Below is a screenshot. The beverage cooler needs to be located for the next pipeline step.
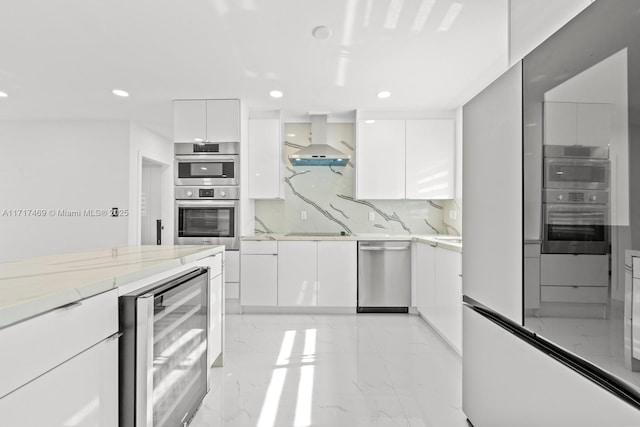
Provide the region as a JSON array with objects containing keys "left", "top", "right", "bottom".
[{"left": 119, "top": 267, "right": 209, "bottom": 427}]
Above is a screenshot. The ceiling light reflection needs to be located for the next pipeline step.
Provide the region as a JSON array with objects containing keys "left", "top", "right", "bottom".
[
  {"left": 341, "top": 0, "right": 358, "bottom": 46},
  {"left": 384, "top": 0, "right": 405, "bottom": 30},
  {"left": 437, "top": 2, "right": 463, "bottom": 32},
  {"left": 411, "top": 0, "right": 435, "bottom": 32},
  {"left": 336, "top": 56, "right": 349, "bottom": 87}
]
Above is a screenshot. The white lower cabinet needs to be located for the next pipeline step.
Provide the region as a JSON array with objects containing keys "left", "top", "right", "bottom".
[
  {"left": 415, "top": 243, "right": 462, "bottom": 354},
  {"left": 0, "top": 336, "right": 118, "bottom": 426},
  {"left": 241, "top": 240, "right": 357, "bottom": 308},
  {"left": 278, "top": 241, "right": 318, "bottom": 306},
  {"left": 318, "top": 241, "right": 357, "bottom": 306},
  {"left": 415, "top": 242, "right": 436, "bottom": 317}
]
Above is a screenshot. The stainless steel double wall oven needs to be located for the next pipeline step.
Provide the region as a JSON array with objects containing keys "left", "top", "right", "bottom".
[
  {"left": 541, "top": 145, "right": 610, "bottom": 254},
  {"left": 174, "top": 142, "right": 239, "bottom": 249}
]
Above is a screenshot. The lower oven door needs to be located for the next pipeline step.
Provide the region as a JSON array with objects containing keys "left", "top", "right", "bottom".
[
  {"left": 542, "top": 203, "right": 609, "bottom": 254},
  {"left": 175, "top": 200, "right": 239, "bottom": 249}
]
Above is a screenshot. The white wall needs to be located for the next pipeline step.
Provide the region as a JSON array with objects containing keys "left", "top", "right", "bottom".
[
  {"left": 128, "top": 122, "right": 173, "bottom": 245},
  {"left": 0, "top": 121, "right": 130, "bottom": 261},
  {"left": 509, "top": 0, "right": 595, "bottom": 65}
]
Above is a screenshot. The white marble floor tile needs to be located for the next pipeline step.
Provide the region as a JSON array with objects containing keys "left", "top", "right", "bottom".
[{"left": 190, "top": 313, "right": 467, "bottom": 427}]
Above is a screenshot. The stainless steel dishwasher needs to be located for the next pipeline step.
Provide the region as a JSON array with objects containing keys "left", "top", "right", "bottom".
[{"left": 358, "top": 241, "right": 411, "bottom": 313}]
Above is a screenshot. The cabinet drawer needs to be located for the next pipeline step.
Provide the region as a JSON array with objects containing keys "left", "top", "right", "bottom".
[
  {"left": 225, "top": 250, "right": 240, "bottom": 282},
  {"left": 540, "top": 254, "right": 608, "bottom": 286},
  {"left": 540, "top": 286, "right": 608, "bottom": 303},
  {"left": 0, "top": 289, "right": 118, "bottom": 399},
  {"left": 242, "top": 240, "right": 278, "bottom": 254}
]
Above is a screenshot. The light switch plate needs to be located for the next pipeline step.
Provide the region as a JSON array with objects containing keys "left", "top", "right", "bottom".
[
  {"left": 301, "top": 210, "right": 307, "bottom": 220},
  {"left": 368, "top": 212, "right": 375, "bottom": 221}
]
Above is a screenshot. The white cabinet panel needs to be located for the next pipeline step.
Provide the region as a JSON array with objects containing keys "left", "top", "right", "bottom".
[
  {"left": 278, "top": 241, "right": 318, "bottom": 306},
  {"left": 434, "top": 247, "right": 462, "bottom": 354},
  {"left": 540, "top": 285, "right": 607, "bottom": 303},
  {"left": 241, "top": 254, "right": 278, "bottom": 306},
  {"left": 0, "top": 289, "right": 117, "bottom": 399},
  {"left": 173, "top": 100, "right": 207, "bottom": 143},
  {"left": 206, "top": 99, "right": 240, "bottom": 142},
  {"left": 356, "top": 119, "right": 406, "bottom": 199},
  {"left": 209, "top": 273, "right": 223, "bottom": 365},
  {"left": 317, "top": 241, "right": 357, "bottom": 306},
  {"left": 225, "top": 250, "right": 240, "bottom": 282},
  {"left": 577, "top": 103, "right": 611, "bottom": 146},
  {"left": 242, "top": 240, "right": 278, "bottom": 254},
  {"left": 406, "top": 119, "right": 455, "bottom": 200},
  {"left": 540, "top": 254, "right": 608, "bottom": 286},
  {"left": 524, "top": 257, "right": 541, "bottom": 309},
  {"left": 249, "top": 118, "right": 283, "bottom": 199},
  {"left": 415, "top": 242, "right": 436, "bottom": 317},
  {"left": 463, "top": 62, "right": 523, "bottom": 323},
  {"left": 544, "top": 102, "right": 577, "bottom": 145},
  {"left": 0, "top": 337, "right": 118, "bottom": 427}
]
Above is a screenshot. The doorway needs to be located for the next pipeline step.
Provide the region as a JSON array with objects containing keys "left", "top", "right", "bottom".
[{"left": 141, "top": 158, "right": 165, "bottom": 245}]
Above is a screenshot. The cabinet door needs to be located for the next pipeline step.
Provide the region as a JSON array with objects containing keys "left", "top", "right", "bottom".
[
  {"left": 225, "top": 250, "right": 240, "bottom": 299},
  {"left": 356, "top": 119, "right": 406, "bottom": 199},
  {"left": 249, "top": 118, "right": 283, "bottom": 199},
  {"left": 577, "top": 103, "right": 610, "bottom": 146},
  {"left": 435, "top": 248, "right": 462, "bottom": 354},
  {"left": 206, "top": 99, "right": 240, "bottom": 142},
  {"left": 0, "top": 337, "right": 118, "bottom": 426},
  {"left": 241, "top": 254, "right": 278, "bottom": 306},
  {"left": 278, "top": 241, "right": 318, "bottom": 306},
  {"left": 415, "top": 242, "right": 436, "bottom": 318},
  {"left": 174, "top": 100, "right": 207, "bottom": 143},
  {"left": 543, "top": 102, "right": 576, "bottom": 146},
  {"left": 406, "top": 119, "right": 455, "bottom": 200},
  {"left": 524, "top": 257, "right": 541, "bottom": 310},
  {"left": 317, "top": 241, "right": 357, "bottom": 306}
]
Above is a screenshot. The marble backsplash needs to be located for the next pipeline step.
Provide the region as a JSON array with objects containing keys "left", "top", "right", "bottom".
[{"left": 254, "top": 123, "right": 461, "bottom": 236}]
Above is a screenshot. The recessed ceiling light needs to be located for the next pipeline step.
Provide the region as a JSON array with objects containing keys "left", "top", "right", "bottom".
[
  {"left": 365, "top": 120, "right": 376, "bottom": 124},
  {"left": 287, "top": 133, "right": 296, "bottom": 137},
  {"left": 377, "top": 91, "right": 391, "bottom": 99},
  {"left": 269, "top": 90, "right": 283, "bottom": 98},
  {"left": 312, "top": 25, "right": 332, "bottom": 40},
  {"left": 112, "top": 89, "right": 129, "bottom": 97},
  {"left": 0, "top": 91, "right": 7, "bottom": 98}
]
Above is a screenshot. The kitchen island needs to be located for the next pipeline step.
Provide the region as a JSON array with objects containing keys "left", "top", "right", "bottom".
[{"left": 0, "top": 245, "right": 224, "bottom": 427}]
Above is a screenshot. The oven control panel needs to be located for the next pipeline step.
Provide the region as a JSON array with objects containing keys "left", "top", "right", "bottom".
[{"left": 175, "top": 186, "right": 239, "bottom": 200}]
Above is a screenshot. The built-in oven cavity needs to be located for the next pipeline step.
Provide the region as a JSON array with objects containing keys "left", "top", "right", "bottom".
[
  {"left": 178, "top": 206, "right": 235, "bottom": 238},
  {"left": 174, "top": 142, "right": 239, "bottom": 186}
]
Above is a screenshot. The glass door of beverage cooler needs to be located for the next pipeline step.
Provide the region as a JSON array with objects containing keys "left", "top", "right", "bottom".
[{"left": 119, "top": 267, "right": 209, "bottom": 427}]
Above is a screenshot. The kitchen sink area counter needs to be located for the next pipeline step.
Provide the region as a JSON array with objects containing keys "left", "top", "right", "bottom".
[{"left": 0, "top": 245, "right": 224, "bottom": 328}]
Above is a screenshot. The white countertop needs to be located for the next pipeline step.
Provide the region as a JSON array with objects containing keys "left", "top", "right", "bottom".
[
  {"left": 0, "top": 245, "right": 224, "bottom": 329},
  {"left": 242, "top": 233, "right": 462, "bottom": 252}
]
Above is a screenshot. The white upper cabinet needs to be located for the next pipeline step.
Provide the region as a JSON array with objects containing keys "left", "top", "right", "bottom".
[
  {"left": 248, "top": 118, "right": 284, "bottom": 199},
  {"left": 356, "top": 119, "right": 406, "bottom": 199},
  {"left": 173, "top": 99, "right": 240, "bottom": 143},
  {"left": 406, "top": 119, "right": 455, "bottom": 200},
  {"left": 544, "top": 101, "right": 610, "bottom": 146},
  {"left": 206, "top": 99, "right": 240, "bottom": 142},
  {"left": 356, "top": 118, "right": 455, "bottom": 200},
  {"left": 174, "top": 100, "right": 207, "bottom": 143}
]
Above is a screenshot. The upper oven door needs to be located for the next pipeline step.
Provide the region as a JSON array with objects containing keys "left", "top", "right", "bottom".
[
  {"left": 175, "top": 155, "right": 239, "bottom": 186},
  {"left": 544, "top": 158, "right": 610, "bottom": 190}
]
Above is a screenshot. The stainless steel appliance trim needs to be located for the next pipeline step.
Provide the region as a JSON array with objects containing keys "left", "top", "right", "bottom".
[
  {"left": 174, "top": 186, "right": 239, "bottom": 200},
  {"left": 135, "top": 294, "right": 154, "bottom": 427},
  {"left": 175, "top": 199, "right": 238, "bottom": 209},
  {"left": 543, "top": 144, "right": 609, "bottom": 159},
  {"left": 175, "top": 142, "right": 239, "bottom": 155},
  {"left": 174, "top": 154, "right": 239, "bottom": 162},
  {"left": 360, "top": 246, "right": 410, "bottom": 251}
]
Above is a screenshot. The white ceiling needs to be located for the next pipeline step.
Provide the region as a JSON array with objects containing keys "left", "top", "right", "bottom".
[{"left": 0, "top": 0, "right": 508, "bottom": 133}]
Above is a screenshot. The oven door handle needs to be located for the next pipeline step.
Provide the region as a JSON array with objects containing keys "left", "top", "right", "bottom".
[{"left": 176, "top": 200, "right": 238, "bottom": 208}]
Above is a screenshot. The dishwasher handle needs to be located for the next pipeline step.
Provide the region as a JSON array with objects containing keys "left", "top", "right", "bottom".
[{"left": 360, "top": 246, "right": 410, "bottom": 251}]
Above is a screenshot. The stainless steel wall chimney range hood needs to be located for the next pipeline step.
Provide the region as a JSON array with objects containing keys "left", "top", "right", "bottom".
[{"left": 288, "top": 115, "right": 351, "bottom": 166}]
